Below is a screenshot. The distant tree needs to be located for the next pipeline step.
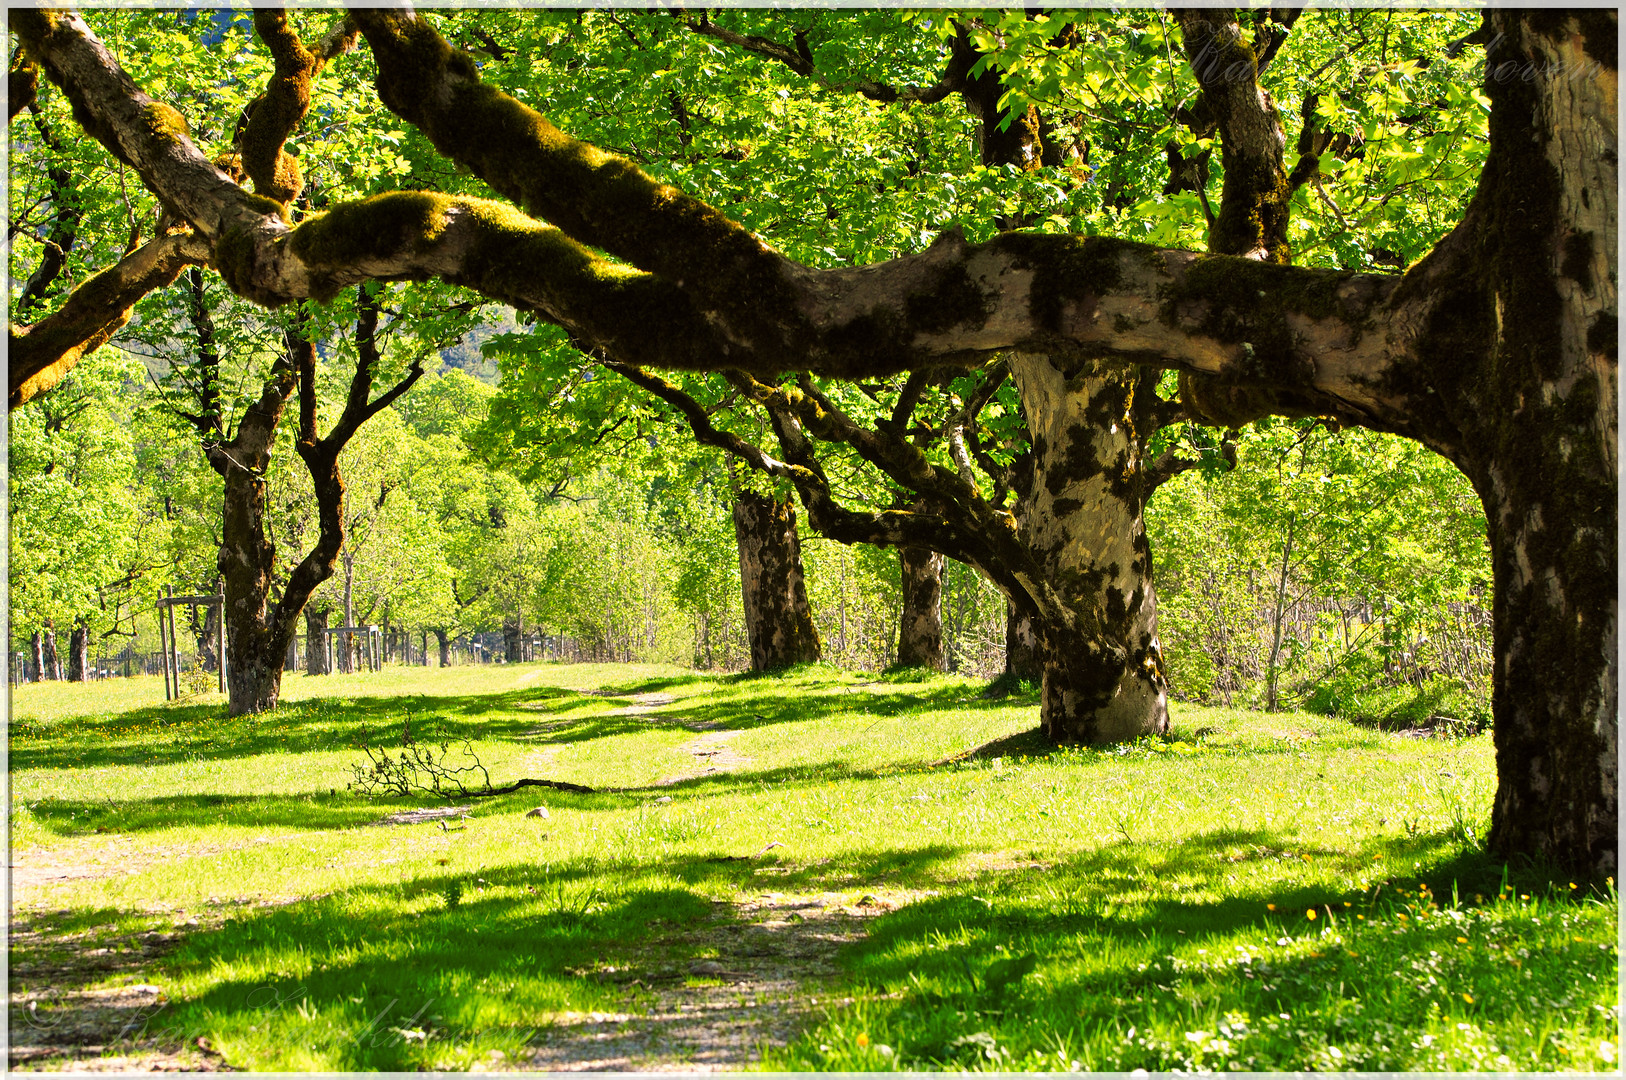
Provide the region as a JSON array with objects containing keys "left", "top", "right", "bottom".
[{"left": 8, "top": 350, "right": 142, "bottom": 680}]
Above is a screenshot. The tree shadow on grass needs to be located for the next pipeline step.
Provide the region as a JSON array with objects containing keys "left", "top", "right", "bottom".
[
  {"left": 11, "top": 670, "right": 1031, "bottom": 773},
  {"left": 814, "top": 831, "right": 1613, "bottom": 1068},
  {"left": 16, "top": 749, "right": 989, "bottom": 838},
  {"left": 14, "top": 825, "right": 1610, "bottom": 1072},
  {"left": 72, "top": 843, "right": 967, "bottom": 1069}
]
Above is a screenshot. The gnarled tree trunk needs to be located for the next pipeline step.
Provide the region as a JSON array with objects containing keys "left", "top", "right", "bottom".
[
  {"left": 219, "top": 457, "right": 292, "bottom": 712},
  {"left": 733, "top": 490, "right": 820, "bottom": 671},
  {"left": 1010, "top": 353, "right": 1169, "bottom": 743},
  {"left": 897, "top": 546, "right": 945, "bottom": 671},
  {"left": 1459, "top": 16, "right": 1617, "bottom": 872},
  {"left": 434, "top": 628, "right": 451, "bottom": 668}
]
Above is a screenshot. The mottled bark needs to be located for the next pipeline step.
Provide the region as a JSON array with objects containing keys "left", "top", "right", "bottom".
[
  {"left": 1173, "top": 9, "right": 1292, "bottom": 263},
  {"left": 1004, "top": 593, "right": 1043, "bottom": 683},
  {"left": 28, "top": 630, "right": 44, "bottom": 683},
  {"left": 434, "top": 628, "right": 452, "bottom": 668},
  {"left": 897, "top": 547, "right": 945, "bottom": 671},
  {"left": 1457, "top": 14, "right": 1617, "bottom": 874},
  {"left": 66, "top": 619, "right": 88, "bottom": 681},
  {"left": 1010, "top": 353, "right": 1170, "bottom": 741},
  {"left": 733, "top": 490, "right": 821, "bottom": 671}
]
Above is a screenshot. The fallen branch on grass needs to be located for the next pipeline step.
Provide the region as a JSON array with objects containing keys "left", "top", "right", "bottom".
[{"left": 346, "top": 736, "right": 597, "bottom": 800}]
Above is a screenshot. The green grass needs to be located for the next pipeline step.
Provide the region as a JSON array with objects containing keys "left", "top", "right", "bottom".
[{"left": 8, "top": 663, "right": 1618, "bottom": 1071}]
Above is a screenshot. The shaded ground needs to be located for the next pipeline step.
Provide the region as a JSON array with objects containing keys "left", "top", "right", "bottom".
[
  {"left": 10, "top": 910, "right": 232, "bottom": 1072},
  {"left": 523, "top": 890, "right": 914, "bottom": 1071},
  {"left": 8, "top": 877, "right": 908, "bottom": 1072}
]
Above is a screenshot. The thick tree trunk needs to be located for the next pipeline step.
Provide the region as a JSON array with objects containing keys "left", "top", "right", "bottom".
[
  {"left": 304, "top": 604, "right": 330, "bottom": 675},
  {"left": 66, "top": 619, "right": 88, "bottom": 681},
  {"left": 434, "top": 628, "right": 451, "bottom": 668},
  {"left": 504, "top": 614, "right": 523, "bottom": 662},
  {"left": 1459, "top": 15, "right": 1617, "bottom": 875},
  {"left": 1010, "top": 353, "right": 1170, "bottom": 743},
  {"left": 897, "top": 547, "right": 945, "bottom": 671},
  {"left": 29, "top": 630, "right": 44, "bottom": 683},
  {"left": 733, "top": 490, "right": 821, "bottom": 671},
  {"left": 219, "top": 463, "right": 290, "bottom": 713}
]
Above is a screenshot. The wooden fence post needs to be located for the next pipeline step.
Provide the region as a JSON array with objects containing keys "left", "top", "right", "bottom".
[
  {"left": 216, "top": 585, "right": 226, "bottom": 693},
  {"left": 157, "top": 598, "right": 172, "bottom": 700}
]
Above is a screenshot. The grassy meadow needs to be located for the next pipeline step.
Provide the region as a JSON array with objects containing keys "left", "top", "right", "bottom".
[{"left": 7, "top": 663, "right": 1618, "bottom": 1071}]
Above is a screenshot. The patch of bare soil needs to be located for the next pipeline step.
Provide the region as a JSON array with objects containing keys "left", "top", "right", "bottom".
[
  {"left": 9, "top": 913, "right": 230, "bottom": 1072},
  {"left": 606, "top": 693, "right": 677, "bottom": 715},
  {"left": 657, "top": 732, "right": 749, "bottom": 786},
  {"left": 522, "top": 890, "right": 908, "bottom": 1071},
  {"left": 371, "top": 805, "right": 473, "bottom": 827},
  {"left": 609, "top": 694, "right": 724, "bottom": 733}
]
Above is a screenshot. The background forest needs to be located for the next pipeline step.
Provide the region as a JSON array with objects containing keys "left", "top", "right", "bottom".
[
  {"left": 11, "top": 6, "right": 1493, "bottom": 729},
  {"left": 12, "top": 341, "right": 1492, "bottom": 729}
]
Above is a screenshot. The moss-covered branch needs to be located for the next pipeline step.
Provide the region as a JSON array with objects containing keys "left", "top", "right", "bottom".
[
  {"left": 238, "top": 11, "right": 318, "bottom": 204},
  {"left": 349, "top": 5, "right": 804, "bottom": 351},
  {"left": 9, "top": 230, "right": 210, "bottom": 409}
]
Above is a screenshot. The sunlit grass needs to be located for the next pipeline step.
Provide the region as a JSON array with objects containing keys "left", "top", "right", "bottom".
[{"left": 8, "top": 662, "right": 1617, "bottom": 1071}]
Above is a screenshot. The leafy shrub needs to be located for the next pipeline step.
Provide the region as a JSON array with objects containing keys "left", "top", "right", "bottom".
[{"left": 1307, "top": 675, "right": 1489, "bottom": 735}]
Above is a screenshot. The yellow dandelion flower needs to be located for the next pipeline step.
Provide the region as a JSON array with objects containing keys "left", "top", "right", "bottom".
[
  {"left": 856, "top": 1033, "right": 869, "bottom": 1048},
  {"left": 1463, "top": 993, "right": 1474, "bottom": 1004},
  {"left": 1307, "top": 908, "right": 1317, "bottom": 920},
  {"left": 1267, "top": 903, "right": 1276, "bottom": 911},
  {"left": 1457, "top": 937, "right": 1468, "bottom": 944}
]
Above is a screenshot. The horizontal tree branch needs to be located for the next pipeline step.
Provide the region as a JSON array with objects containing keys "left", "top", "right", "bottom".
[{"left": 10, "top": 230, "right": 210, "bottom": 408}]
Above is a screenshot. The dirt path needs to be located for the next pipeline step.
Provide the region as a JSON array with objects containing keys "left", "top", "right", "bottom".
[
  {"left": 10, "top": 888, "right": 909, "bottom": 1073},
  {"left": 656, "top": 731, "right": 749, "bottom": 787},
  {"left": 9, "top": 911, "right": 232, "bottom": 1072},
  {"left": 522, "top": 890, "right": 904, "bottom": 1071}
]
